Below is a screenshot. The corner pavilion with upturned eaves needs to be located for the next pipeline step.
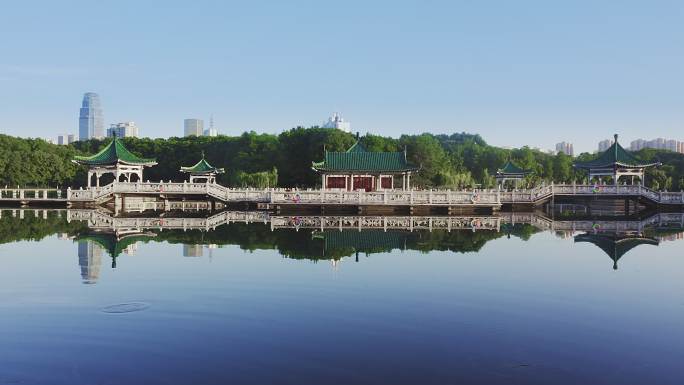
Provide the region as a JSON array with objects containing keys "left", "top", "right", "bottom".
[
  {"left": 573, "top": 134, "right": 661, "bottom": 185},
  {"left": 72, "top": 137, "right": 157, "bottom": 187},
  {"left": 495, "top": 161, "right": 533, "bottom": 188},
  {"left": 312, "top": 142, "right": 419, "bottom": 191},
  {"left": 180, "top": 156, "right": 225, "bottom": 184}
]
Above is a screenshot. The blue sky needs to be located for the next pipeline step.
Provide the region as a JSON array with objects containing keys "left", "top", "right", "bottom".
[{"left": 0, "top": 0, "right": 682, "bottom": 153}]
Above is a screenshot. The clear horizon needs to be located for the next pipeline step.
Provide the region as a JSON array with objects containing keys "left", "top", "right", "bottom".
[{"left": 1, "top": 0, "right": 682, "bottom": 153}]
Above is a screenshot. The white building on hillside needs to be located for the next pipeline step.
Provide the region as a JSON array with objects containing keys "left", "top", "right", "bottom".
[{"left": 322, "top": 113, "right": 351, "bottom": 133}]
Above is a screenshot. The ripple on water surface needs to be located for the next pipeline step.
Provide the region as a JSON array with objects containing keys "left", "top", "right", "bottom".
[{"left": 101, "top": 302, "right": 151, "bottom": 314}]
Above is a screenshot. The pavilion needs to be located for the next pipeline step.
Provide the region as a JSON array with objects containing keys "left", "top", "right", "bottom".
[
  {"left": 574, "top": 232, "right": 659, "bottom": 270},
  {"left": 180, "top": 155, "right": 225, "bottom": 183},
  {"left": 573, "top": 134, "right": 661, "bottom": 185},
  {"left": 495, "top": 161, "right": 533, "bottom": 188},
  {"left": 72, "top": 137, "right": 157, "bottom": 187},
  {"left": 312, "top": 141, "right": 419, "bottom": 191}
]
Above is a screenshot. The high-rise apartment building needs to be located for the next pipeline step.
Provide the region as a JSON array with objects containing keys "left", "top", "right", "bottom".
[
  {"left": 57, "top": 134, "right": 77, "bottom": 145},
  {"left": 630, "top": 137, "right": 684, "bottom": 154},
  {"left": 78, "top": 92, "right": 104, "bottom": 140},
  {"left": 555, "top": 142, "right": 574, "bottom": 156},
  {"left": 107, "top": 122, "right": 139, "bottom": 138},
  {"left": 184, "top": 119, "right": 204, "bottom": 136}
]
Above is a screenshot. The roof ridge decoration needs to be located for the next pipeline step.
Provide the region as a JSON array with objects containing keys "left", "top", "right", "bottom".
[{"left": 72, "top": 137, "right": 157, "bottom": 166}]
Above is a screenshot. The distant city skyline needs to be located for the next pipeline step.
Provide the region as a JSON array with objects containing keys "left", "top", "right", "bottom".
[
  {"left": 1, "top": 1, "right": 683, "bottom": 152},
  {"left": 630, "top": 137, "right": 684, "bottom": 154}
]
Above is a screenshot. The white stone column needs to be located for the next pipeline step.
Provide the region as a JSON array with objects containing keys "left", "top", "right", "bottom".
[
  {"left": 350, "top": 174, "right": 355, "bottom": 191},
  {"left": 407, "top": 173, "right": 411, "bottom": 190},
  {"left": 322, "top": 174, "right": 326, "bottom": 191}
]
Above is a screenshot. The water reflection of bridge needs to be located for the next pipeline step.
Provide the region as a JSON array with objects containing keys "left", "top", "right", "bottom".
[
  {"left": 2, "top": 209, "right": 683, "bottom": 282},
  {"left": 63, "top": 209, "right": 684, "bottom": 234}
]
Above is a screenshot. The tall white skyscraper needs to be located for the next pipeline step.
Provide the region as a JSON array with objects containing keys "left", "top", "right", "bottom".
[
  {"left": 322, "top": 112, "right": 351, "bottom": 133},
  {"left": 107, "top": 122, "right": 140, "bottom": 138},
  {"left": 79, "top": 92, "right": 104, "bottom": 140},
  {"left": 184, "top": 119, "right": 204, "bottom": 137}
]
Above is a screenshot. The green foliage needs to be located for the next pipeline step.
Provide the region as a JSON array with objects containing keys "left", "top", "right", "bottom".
[
  {"left": 0, "top": 135, "right": 79, "bottom": 187},
  {"left": 233, "top": 168, "right": 278, "bottom": 188},
  {"left": 4, "top": 130, "right": 684, "bottom": 190}
]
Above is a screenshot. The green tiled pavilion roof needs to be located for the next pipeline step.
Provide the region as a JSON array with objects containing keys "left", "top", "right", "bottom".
[
  {"left": 73, "top": 137, "right": 157, "bottom": 166},
  {"left": 312, "top": 230, "right": 410, "bottom": 257},
  {"left": 574, "top": 135, "right": 660, "bottom": 169},
  {"left": 180, "top": 157, "right": 225, "bottom": 174},
  {"left": 574, "top": 233, "right": 659, "bottom": 270},
  {"left": 312, "top": 141, "right": 418, "bottom": 173},
  {"left": 496, "top": 161, "right": 532, "bottom": 175},
  {"left": 78, "top": 232, "right": 156, "bottom": 258}
]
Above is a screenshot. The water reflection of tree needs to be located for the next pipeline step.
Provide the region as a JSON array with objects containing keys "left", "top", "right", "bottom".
[
  {"left": 151, "top": 222, "right": 541, "bottom": 260},
  {"left": 0, "top": 210, "right": 86, "bottom": 244}
]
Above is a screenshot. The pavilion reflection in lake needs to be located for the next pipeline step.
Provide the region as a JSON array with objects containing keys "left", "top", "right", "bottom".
[
  {"left": 57, "top": 211, "right": 683, "bottom": 278},
  {"left": 575, "top": 233, "right": 659, "bottom": 270},
  {"left": 0, "top": 209, "right": 681, "bottom": 281}
]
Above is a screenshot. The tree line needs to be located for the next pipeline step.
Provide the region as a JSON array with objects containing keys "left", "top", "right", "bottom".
[{"left": 1, "top": 128, "right": 683, "bottom": 190}]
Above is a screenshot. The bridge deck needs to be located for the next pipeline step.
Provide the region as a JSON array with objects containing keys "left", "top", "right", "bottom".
[{"left": 2, "top": 183, "right": 683, "bottom": 208}]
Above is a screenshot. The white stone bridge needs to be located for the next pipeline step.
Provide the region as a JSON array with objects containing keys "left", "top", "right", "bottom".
[{"left": 2, "top": 182, "right": 684, "bottom": 208}]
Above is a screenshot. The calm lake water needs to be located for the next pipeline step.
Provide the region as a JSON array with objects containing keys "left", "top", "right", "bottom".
[{"left": 1, "top": 209, "right": 683, "bottom": 385}]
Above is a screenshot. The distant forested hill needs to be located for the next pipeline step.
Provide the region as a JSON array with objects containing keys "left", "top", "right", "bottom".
[{"left": 1, "top": 129, "right": 682, "bottom": 190}]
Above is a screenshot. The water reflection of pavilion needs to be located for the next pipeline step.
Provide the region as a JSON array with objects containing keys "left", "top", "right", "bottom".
[
  {"left": 2, "top": 208, "right": 682, "bottom": 278},
  {"left": 575, "top": 233, "right": 659, "bottom": 270},
  {"left": 76, "top": 231, "right": 156, "bottom": 274},
  {"left": 312, "top": 230, "right": 410, "bottom": 261}
]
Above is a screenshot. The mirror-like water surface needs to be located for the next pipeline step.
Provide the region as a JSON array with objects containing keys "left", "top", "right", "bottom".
[{"left": 1, "top": 209, "right": 683, "bottom": 385}]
